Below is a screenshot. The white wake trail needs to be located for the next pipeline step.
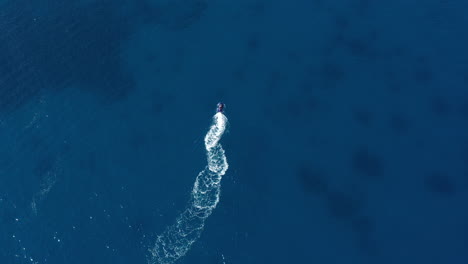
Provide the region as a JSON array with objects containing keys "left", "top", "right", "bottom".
[{"left": 150, "top": 111, "right": 229, "bottom": 264}]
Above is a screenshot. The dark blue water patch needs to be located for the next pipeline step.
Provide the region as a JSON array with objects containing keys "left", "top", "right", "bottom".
[
  {"left": 430, "top": 96, "right": 452, "bottom": 116},
  {"left": 33, "top": 155, "right": 57, "bottom": 180},
  {"left": 389, "top": 113, "right": 411, "bottom": 135},
  {"left": 383, "top": 70, "right": 403, "bottom": 93},
  {"left": 351, "top": 146, "right": 385, "bottom": 179},
  {"left": 325, "top": 191, "right": 364, "bottom": 221},
  {"left": 264, "top": 71, "right": 288, "bottom": 96},
  {"left": 317, "top": 61, "right": 346, "bottom": 89},
  {"left": 320, "top": 4, "right": 380, "bottom": 63},
  {"left": 412, "top": 56, "right": 435, "bottom": 85},
  {"left": 132, "top": 0, "right": 209, "bottom": 30},
  {"left": 297, "top": 165, "right": 329, "bottom": 195},
  {"left": 0, "top": 0, "right": 211, "bottom": 115},
  {"left": 424, "top": 171, "right": 457, "bottom": 196},
  {"left": 154, "top": 0, "right": 208, "bottom": 31},
  {"left": 353, "top": 108, "right": 373, "bottom": 127},
  {"left": 351, "top": 215, "right": 375, "bottom": 239},
  {"left": 458, "top": 102, "right": 468, "bottom": 120},
  {"left": 0, "top": 197, "right": 17, "bottom": 226},
  {"left": 352, "top": 0, "right": 372, "bottom": 16},
  {"left": 344, "top": 35, "right": 379, "bottom": 60},
  {"left": 246, "top": 1, "right": 268, "bottom": 18},
  {"left": 297, "top": 163, "right": 381, "bottom": 259},
  {"left": 351, "top": 215, "right": 379, "bottom": 256},
  {"left": 246, "top": 33, "right": 261, "bottom": 54},
  {"left": 0, "top": 0, "right": 136, "bottom": 113}
]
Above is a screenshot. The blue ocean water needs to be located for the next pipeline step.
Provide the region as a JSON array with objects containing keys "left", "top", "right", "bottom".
[{"left": 1, "top": 0, "right": 467, "bottom": 263}]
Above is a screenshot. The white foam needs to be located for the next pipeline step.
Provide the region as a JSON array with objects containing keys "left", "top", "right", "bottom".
[{"left": 149, "top": 112, "right": 229, "bottom": 264}]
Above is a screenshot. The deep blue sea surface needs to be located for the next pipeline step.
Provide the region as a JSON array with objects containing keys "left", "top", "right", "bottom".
[{"left": 1, "top": 0, "right": 467, "bottom": 263}]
